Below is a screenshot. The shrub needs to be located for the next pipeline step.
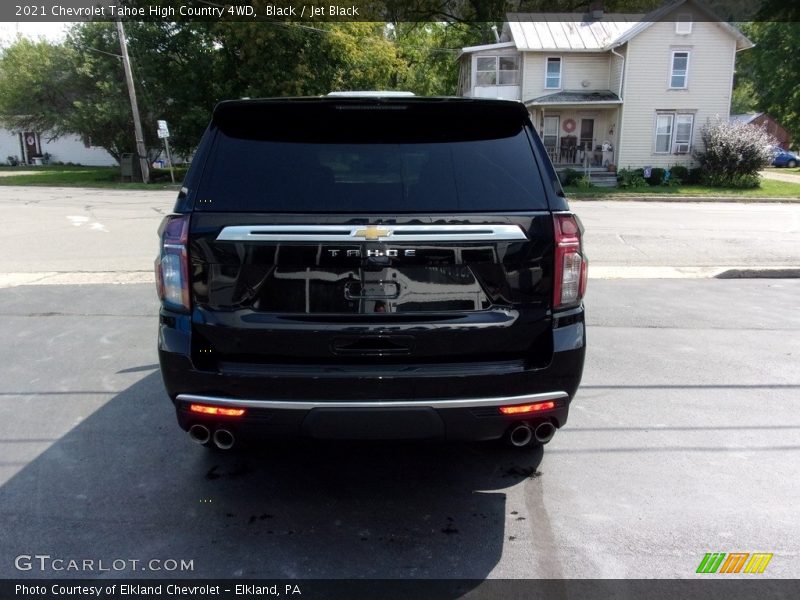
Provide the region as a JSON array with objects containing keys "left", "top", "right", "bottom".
[
  {"left": 617, "top": 168, "right": 647, "bottom": 188},
  {"left": 647, "top": 167, "right": 666, "bottom": 186},
  {"left": 559, "top": 168, "right": 582, "bottom": 186},
  {"left": 704, "top": 172, "right": 760, "bottom": 189},
  {"left": 694, "top": 117, "right": 776, "bottom": 187},
  {"left": 670, "top": 165, "right": 689, "bottom": 182},
  {"left": 687, "top": 167, "right": 704, "bottom": 184},
  {"left": 575, "top": 175, "right": 593, "bottom": 189},
  {"left": 150, "top": 166, "right": 188, "bottom": 183}
]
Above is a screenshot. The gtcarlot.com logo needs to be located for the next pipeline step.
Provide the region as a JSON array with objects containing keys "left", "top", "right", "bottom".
[
  {"left": 697, "top": 552, "right": 773, "bottom": 574},
  {"left": 14, "top": 554, "right": 194, "bottom": 572}
]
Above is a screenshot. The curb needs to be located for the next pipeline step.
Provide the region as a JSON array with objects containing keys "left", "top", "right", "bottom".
[
  {"left": 589, "top": 266, "right": 800, "bottom": 279},
  {"left": 1, "top": 268, "right": 798, "bottom": 288},
  {"left": 569, "top": 196, "right": 800, "bottom": 203},
  {"left": 714, "top": 267, "right": 800, "bottom": 279}
]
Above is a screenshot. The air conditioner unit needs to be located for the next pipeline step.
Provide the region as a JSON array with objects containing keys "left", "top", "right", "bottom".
[{"left": 674, "top": 143, "right": 690, "bottom": 154}]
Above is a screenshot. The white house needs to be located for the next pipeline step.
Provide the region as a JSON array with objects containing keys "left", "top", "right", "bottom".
[
  {"left": 0, "top": 128, "right": 116, "bottom": 166},
  {"left": 457, "top": 0, "right": 753, "bottom": 171}
]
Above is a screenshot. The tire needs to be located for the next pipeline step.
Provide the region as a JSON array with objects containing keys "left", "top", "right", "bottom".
[{"left": 788, "top": 160, "right": 797, "bottom": 168}]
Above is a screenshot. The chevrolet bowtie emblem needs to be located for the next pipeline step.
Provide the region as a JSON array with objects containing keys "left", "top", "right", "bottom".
[{"left": 353, "top": 226, "right": 391, "bottom": 241}]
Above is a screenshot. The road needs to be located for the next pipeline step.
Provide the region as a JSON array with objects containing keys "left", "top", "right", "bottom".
[
  {"left": 0, "top": 187, "right": 798, "bottom": 580},
  {"left": 0, "top": 187, "right": 798, "bottom": 282}
]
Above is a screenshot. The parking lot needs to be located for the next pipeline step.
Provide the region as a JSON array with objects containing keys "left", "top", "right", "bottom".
[{"left": 0, "top": 187, "right": 798, "bottom": 579}]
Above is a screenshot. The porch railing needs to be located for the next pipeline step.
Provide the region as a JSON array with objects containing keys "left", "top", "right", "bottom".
[{"left": 545, "top": 143, "right": 614, "bottom": 168}]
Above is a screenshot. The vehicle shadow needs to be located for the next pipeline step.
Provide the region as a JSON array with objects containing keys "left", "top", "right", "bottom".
[{"left": 0, "top": 372, "right": 543, "bottom": 581}]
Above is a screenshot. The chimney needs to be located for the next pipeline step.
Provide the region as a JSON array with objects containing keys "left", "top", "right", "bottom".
[{"left": 589, "top": 1, "right": 604, "bottom": 19}]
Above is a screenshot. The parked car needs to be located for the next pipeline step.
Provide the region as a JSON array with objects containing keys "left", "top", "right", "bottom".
[
  {"left": 155, "top": 95, "right": 587, "bottom": 452},
  {"left": 772, "top": 148, "right": 799, "bottom": 168}
]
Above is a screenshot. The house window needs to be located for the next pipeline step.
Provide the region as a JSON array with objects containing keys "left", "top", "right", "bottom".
[
  {"left": 545, "top": 57, "right": 562, "bottom": 89},
  {"left": 475, "top": 55, "right": 519, "bottom": 86},
  {"left": 670, "top": 51, "right": 690, "bottom": 89},
  {"left": 673, "top": 114, "right": 694, "bottom": 153},
  {"left": 654, "top": 112, "right": 695, "bottom": 154},
  {"left": 675, "top": 14, "right": 693, "bottom": 35},
  {"left": 655, "top": 114, "right": 674, "bottom": 153}
]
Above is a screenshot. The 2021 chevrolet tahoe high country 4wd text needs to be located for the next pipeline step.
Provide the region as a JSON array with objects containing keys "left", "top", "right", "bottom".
[{"left": 156, "top": 95, "right": 587, "bottom": 451}]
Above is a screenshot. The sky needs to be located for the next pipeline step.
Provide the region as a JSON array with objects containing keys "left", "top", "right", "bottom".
[{"left": 0, "top": 21, "right": 70, "bottom": 47}]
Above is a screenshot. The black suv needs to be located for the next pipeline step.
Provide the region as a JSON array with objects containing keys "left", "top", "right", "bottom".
[{"left": 156, "top": 95, "right": 587, "bottom": 451}]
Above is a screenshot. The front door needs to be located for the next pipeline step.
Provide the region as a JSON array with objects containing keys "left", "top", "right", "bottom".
[
  {"left": 23, "top": 132, "right": 38, "bottom": 163},
  {"left": 579, "top": 119, "right": 594, "bottom": 152}
]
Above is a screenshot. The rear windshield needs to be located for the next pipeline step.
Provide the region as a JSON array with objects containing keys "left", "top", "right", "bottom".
[{"left": 194, "top": 101, "right": 548, "bottom": 212}]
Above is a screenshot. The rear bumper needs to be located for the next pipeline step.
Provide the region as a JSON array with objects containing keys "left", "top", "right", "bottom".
[
  {"left": 158, "top": 309, "right": 585, "bottom": 442},
  {"left": 174, "top": 391, "right": 570, "bottom": 442}
]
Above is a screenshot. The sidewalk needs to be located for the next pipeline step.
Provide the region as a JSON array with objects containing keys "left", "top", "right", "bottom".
[{"left": 759, "top": 169, "right": 800, "bottom": 184}]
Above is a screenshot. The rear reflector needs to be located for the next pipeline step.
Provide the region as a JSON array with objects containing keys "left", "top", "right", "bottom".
[
  {"left": 499, "top": 401, "right": 556, "bottom": 415},
  {"left": 189, "top": 404, "right": 246, "bottom": 417}
]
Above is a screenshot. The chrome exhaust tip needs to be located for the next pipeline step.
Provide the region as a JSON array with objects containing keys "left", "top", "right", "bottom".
[
  {"left": 534, "top": 422, "right": 557, "bottom": 444},
  {"left": 188, "top": 424, "right": 211, "bottom": 445},
  {"left": 507, "top": 423, "right": 534, "bottom": 447},
  {"left": 213, "top": 428, "right": 235, "bottom": 450}
]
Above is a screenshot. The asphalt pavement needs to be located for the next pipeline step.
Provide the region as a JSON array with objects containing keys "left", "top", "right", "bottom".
[
  {"left": 0, "top": 279, "right": 797, "bottom": 579},
  {"left": 0, "top": 187, "right": 798, "bottom": 581}
]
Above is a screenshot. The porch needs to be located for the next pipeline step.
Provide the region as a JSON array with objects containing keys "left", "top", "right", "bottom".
[{"left": 525, "top": 90, "right": 622, "bottom": 170}]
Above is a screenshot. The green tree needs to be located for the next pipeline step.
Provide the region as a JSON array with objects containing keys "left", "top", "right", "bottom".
[
  {"left": 0, "top": 18, "right": 482, "bottom": 163},
  {"left": 730, "top": 78, "right": 757, "bottom": 115},
  {"left": 737, "top": 22, "right": 800, "bottom": 146},
  {"left": 0, "top": 38, "right": 77, "bottom": 140}
]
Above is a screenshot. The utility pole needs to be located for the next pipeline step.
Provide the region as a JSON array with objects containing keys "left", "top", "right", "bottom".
[{"left": 115, "top": 18, "right": 150, "bottom": 184}]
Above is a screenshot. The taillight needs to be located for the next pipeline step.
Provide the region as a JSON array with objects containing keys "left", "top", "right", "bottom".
[
  {"left": 553, "top": 213, "right": 588, "bottom": 310},
  {"left": 155, "top": 214, "right": 190, "bottom": 312},
  {"left": 189, "top": 404, "right": 246, "bottom": 417},
  {"left": 499, "top": 401, "right": 556, "bottom": 415}
]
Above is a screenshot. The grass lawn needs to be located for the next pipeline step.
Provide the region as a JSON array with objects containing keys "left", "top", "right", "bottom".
[
  {"left": 0, "top": 165, "right": 183, "bottom": 189},
  {"left": 564, "top": 178, "right": 800, "bottom": 199}
]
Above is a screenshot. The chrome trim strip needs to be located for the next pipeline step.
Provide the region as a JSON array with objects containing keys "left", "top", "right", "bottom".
[
  {"left": 216, "top": 224, "right": 528, "bottom": 243},
  {"left": 177, "top": 391, "right": 568, "bottom": 410}
]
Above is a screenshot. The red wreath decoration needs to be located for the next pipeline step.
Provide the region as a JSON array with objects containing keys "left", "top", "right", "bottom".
[{"left": 563, "top": 119, "right": 576, "bottom": 133}]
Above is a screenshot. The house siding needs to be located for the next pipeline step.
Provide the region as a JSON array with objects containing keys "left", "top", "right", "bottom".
[
  {"left": 616, "top": 12, "right": 738, "bottom": 169},
  {"left": 0, "top": 129, "right": 116, "bottom": 166},
  {"left": 522, "top": 52, "right": 610, "bottom": 101}
]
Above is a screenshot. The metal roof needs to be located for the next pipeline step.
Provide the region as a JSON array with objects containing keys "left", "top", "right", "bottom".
[
  {"left": 499, "top": 1, "right": 753, "bottom": 52},
  {"left": 525, "top": 90, "right": 622, "bottom": 106},
  {"left": 504, "top": 13, "right": 642, "bottom": 51}
]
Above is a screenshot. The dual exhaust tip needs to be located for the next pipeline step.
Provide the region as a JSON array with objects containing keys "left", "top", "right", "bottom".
[
  {"left": 508, "top": 421, "right": 556, "bottom": 448},
  {"left": 188, "top": 424, "right": 235, "bottom": 450},
  {"left": 190, "top": 421, "right": 553, "bottom": 450}
]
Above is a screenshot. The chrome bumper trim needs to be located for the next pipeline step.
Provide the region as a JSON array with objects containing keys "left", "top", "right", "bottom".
[{"left": 176, "top": 391, "right": 568, "bottom": 411}]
